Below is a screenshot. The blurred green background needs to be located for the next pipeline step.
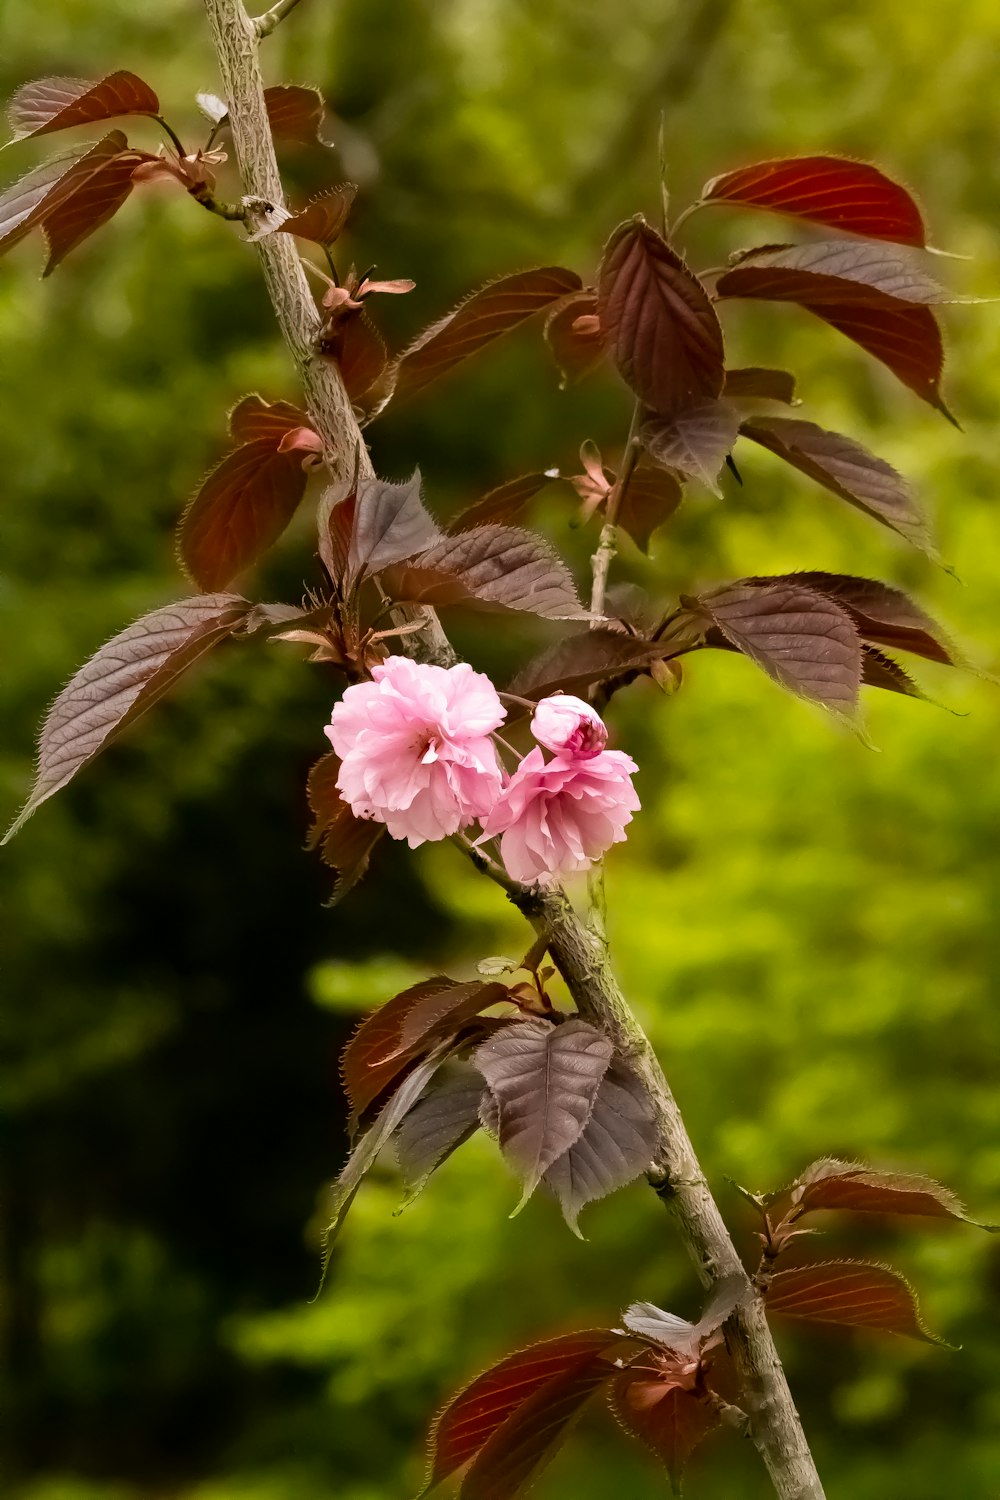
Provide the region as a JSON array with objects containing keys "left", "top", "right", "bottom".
[{"left": 2, "top": 0, "right": 999, "bottom": 1496}]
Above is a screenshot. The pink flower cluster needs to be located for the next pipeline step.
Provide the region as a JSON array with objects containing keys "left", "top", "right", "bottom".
[{"left": 326, "top": 658, "right": 639, "bottom": 883}]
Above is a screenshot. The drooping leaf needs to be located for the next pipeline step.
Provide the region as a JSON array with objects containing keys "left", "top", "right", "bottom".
[
  {"left": 393, "top": 267, "right": 583, "bottom": 401},
  {"left": 473, "top": 1019, "right": 613, "bottom": 1210},
  {"left": 395, "top": 1060, "right": 488, "bottom": 1197},
  {"left": 610, "top": 1372, "right": 719, "bottom": 1492},
  {"left": 382, "top": 524, "right": 589, "bottom": 621},
  {"left": 861, "top": 645, "right": 925, "bottom": 698},
  {"left": 740, "top": 417, "right": 931, "bottom": 552},
  {"left": 508, "top": 628, "right": 671, "bottom": 701},
  {"left": 765, "top": 1261, "right": 946, "bottom": 1343},
  {"left": 460, "top": 1353, "right": 615, "bottom": 1500},
  {"left": 346, "top": 471, "right": 442, "bottom": 590},
  {"left": 716, "top": 248, "right": 952, "bottom": 412},
  {"left": 40, "top": 142, "right": 144, "bottom": 273},
  {"left": 340, "top": 973, "right": 507, "bottom": 1121},
  {"left": 619, "top": 464, "right": 684, "bottom": 552},
  {"left": 622, "top": 1278, "right": 744, "bottom": 1359},
  {"left": 0, "top": 132, "right": 133, "bottom": 264},
  {"left": 640, "top": 400, "right": 740, "bottom": 493},
  {"left": 323, "top": 1044, "right": 451, "bottom": 1254},
  {"left": 717, "top": 240, "right": 950, "bottom": 306},
  {"left": 323, "top": 312, "right": 389, "bottom": 403},
  {"left": 424, "top": 1330, "right": 623, "bottom": 1493},
  {"left": 262, "top": 84, "right": 327, "bottom": 143},
  {"left": 7, "top": 72, "right": 159, "bottom": 139},
  {"left": 689, "top": 578, "right": 863, "bottom": 714},
  {"left": 544, "top": 292, "right": 604, "bottom": 386},
  {"left": 228, "top": 393, "right": 311, "bottom": 444},
  {"left": 779, "top": 1158, "right": 975, "bottom": 1223},
  {"left": 3, "top": 594, "right": 251, "bottom": 843},
  {"left": 775, "top": 573, "right": 955, "bottom": 665},
  {"left": 305, "top": 750, "right": 385, "bottom": 904},
  {"left": 701, "top": 156, "right": 927, "bottom": 246},
  {"left": 450, "top": 473, "right": 560, "bottom": 533},
  {"left": 723, "top": 367, "right": 797, "bottom": 404},
  {"left": 597, "top": 217, "right": 724, "bottom": 417},
  {"left": 179, "top": 441, "right": 309, "bottom": 590},
  {"left": 275, "top": 183, "right": 356, "bottom": 245},
  {"left": 542, "top": 1059, "right": 659, "bottom": 1233},
  {"left": 0, "top": 147, "right": 89, "bottom": 253}
]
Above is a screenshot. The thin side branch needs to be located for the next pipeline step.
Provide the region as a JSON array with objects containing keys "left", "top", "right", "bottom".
[
  {"left": 252, "top": 0, "right": 305, "bottom": 39},
  {"left": 589, "top": 402, "right": 642, "bottom": 620}
]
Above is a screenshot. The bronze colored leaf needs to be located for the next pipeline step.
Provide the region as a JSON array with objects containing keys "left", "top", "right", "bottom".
[
  {"left": 619, "top": 464, "right": 684, "bottom": 552},
  {"left": 305, "top": 750, "right": 384, "bottom": 905},
  {"left": 395, "top": 1060, "right": 487, "bottom": 1196},
  {"left": 347, "top": 471, "right": 442, "bottom": 590},
  {"left": 861, "top": 645, "right": 924, "bottom": 698},
  {"left": 717, "top": 240, "right": 949, "bottom": 306},
  {"left": 723, "top": 367, "right": 797, "bottom": 404},
  {"left": 450, "top": 473, "right": 560, "bottom": 533},
  {"left": 597, "top": 217, "right": 724, "bottom": 417},
  {"left": 782, "top": 1158, "right": 973, "bottom": 1222},
  {"left": 741, "top": 417, "right": 931, "bottom": 552},
  {"left": 262, "top": 84, "right": 327, "bottom": 143},
  {"left": 324, "top": 312, "right": 388, "bottom": 402},
  {"left": 641, "top": 399, "right": 740, "bottom": 493},
  {"left": 542, "top": 1058, "right": 659, "bottom": 1233},
  {"left": 179, "top": 440, "right": 309, "bottom": 590},
  {"left": 0, "top": 132, "right": 135, "bottom": 267},
  {"left": 3, "top": 594, "right": 251, "bottom": 843},
  {"left": 228, "top": 393, "right": 311, "bottom": 444},
  {"left": 41, "top": 143, "right": 145, "bottom": 274},
  {"left": 383, "top": 523, "right": 588, "bottom": 621},
  {"left": 610, "top": 1373, "right": 719, "bottom": 1491},
  {"left": 8, "top": 72, "right": 159, "bottom": 139},
  {"left": 778, "top": 574, "right": 956, "bottom": 664},
  {"left": 508, "top": 628, "right": 671, "bottom": 701},
  {"left": 275, "top": 183, "right": 356, "bottom": 245},
  {"left": 701, "top": 156, "right": 927, "bottom": 246},
  {"left": 765, "top": 1261, "right": 946, "bottom": 1343},
  {"left": 544, "top": 292, "right": 604, "bottom": 386},
  {"left": 393, "top": 267, "right": 583, "bottom": 401}
]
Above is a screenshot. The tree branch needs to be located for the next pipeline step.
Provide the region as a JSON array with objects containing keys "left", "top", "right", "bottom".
[
  {"left": 252, "top": 0, "right": 305, "bottom": 38},
  {"left": 202, "top": 3, "right": 825, "bottom": 1494}
]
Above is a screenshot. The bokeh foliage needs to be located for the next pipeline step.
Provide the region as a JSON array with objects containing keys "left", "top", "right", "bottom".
[{"left": 1, "top": 0, "right": 999, "bottom": 1496}]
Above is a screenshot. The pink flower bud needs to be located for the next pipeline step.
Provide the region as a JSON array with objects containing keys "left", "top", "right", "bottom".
[
  {"left": 326, "top": 657, "right": 506, "bottom": 847},
  {"left": 530, "top": 694, "right": 608, "bottom": 758}
]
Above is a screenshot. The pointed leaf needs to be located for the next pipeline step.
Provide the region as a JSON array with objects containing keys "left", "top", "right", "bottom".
[
  {"left": 597, "top": 217, "right": 724, "bottom": 417},
  {"left": 765, "top": 1261, "right": 946, "bottom": 1343},
  {"left": 275, "top": 183, "right": 356, "bottom": 245},
  {"left": 723, "top": 367, "right": 797, "bottom": 404},
  {"left": 717, "top": 240, "right": 949, "bottom": 306},
  {"left": 0, "top": 131, "right": 132, "bottom": 264},
  {"left": 425, "top": 1330, "right": 622, "bottom": 1491},
  {"left": 450, "top": 473, "right": 560, "bottom": 533},
  {"left": 783, "top": 1158, "right": 972, "bottom": 1222},
  {"left": 776, "top": 573, "right": 955, "bottom": 664},
  {"left": 383, "top": 524, "right": 588, "bottom": 621},
  {"left": 322, "top": 312, "right": 388, "bottom": 402},
  {"left": 179, "top": 441, "right": 309, "bottom": 590},
  {"left": 544, "top": 292, "right": 604, "bottom": 386},
  {"left": 543, "top": 1059, "right": 659, "bottom": 1232},
  {"left": 691, "top": 579, "right": 863, "bottom": 714},
  {"left": 741, "top": 417, "right": 931, "bottom": 552},
  {"left": 4, "top": 594, "right": 251, "bottom": 842},
  {"left": 346, "top": 470, "right": 442, "bottom": 590},
  {"left": 508, "top": 628, "right": 670, "bottom": 701},
  {"left": 41, "top": 144, "right": 145, "bottom": 274},
  {"left": 473, "top": 1019, "right": 613, "bottom": 1208},
  {"left": 228, "top": 394, "right": 310, "bottom": 444},
  {"left": 395, "top": 1060, "right": 487, "bottom": 1194},
  {"left": 305, "top": 750, "right": 384, "bottom": 904},
  {"left": 0, "top": 146, "right": 93, "bottom": 253},
  {"left": 640, "top": 400, "right": 740, "bottom": 493},
  {"left": 622, "top": 1304, "right": 699, "bottom": 1355},
  {"left": 619, "top": 464, "right": 684, "bottom": 552},
  {"left": 610, "top": 1372, "right": 719, "bottom": 1491},
  {"left": 263, "top": 84, "right": 327, "bottom": 143},
  {"left": 393, "top": 267, "right": 582, "bottom": 401},
  {"left": 8, "top": 73, "right": 159, "bottom": 139},
  {"left": 861, "top": 645, "right": 924, "bottom": 698},
  {"left": 701, "top": 156, "right": 927, "bottom": 246}
]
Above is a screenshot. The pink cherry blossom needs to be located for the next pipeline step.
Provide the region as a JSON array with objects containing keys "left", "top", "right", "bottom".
[
  {"left": 531, "top": 693, "right": 608, "bottom": 758},
  {"left": 481, "top": 746, "right": 640, "bottom": 884},
  {"left": 326, "top": 656, "right": 506, "bottom": 847}
]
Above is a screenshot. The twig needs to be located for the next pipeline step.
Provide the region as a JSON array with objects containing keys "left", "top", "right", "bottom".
[
  {"left": 589, "top": 402, "right": 642, "bottom": 621},
  {"left": 252, "top": 0, "right": 305, "bottom": 39}
]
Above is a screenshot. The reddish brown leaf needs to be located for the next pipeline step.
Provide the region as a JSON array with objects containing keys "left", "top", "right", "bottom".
[
  {"left": 0, "top": 145, "right": 92, "bottom": 253},
  {"left": 861, "top": 645, "right": 924, "bottom": 698},
  {"left": 3, "top": 594, "right": 251, "bottom": 843},
  {"left": 723, "top": 367, "right": 797, "bottom": 404},
  {"left": 347, "top": 471, "right": 442, "bottom": 590},
  {"left": 640, "top": 399, "right": 740, "bottom": 493},
  {"left": 263, "top": 84, "right": 327, "bottom": 143},
  {"left": 8, "top": 72, "right": 159, "bottom": 139},
  {"left": 275, "top": 183, "right": 356, "bottom": 245},
  {"left": 610, "top": 1373, "right": 719, "bottom": 1490},
  {"left": 382, "top": 524, "right": 588, "bottom": 621},
  {"left": 425, "top": 1330, "right": 622, "bottom": 1492},
  {"left": 776, "top": 574, "right": 955, "bottom": 665},
  {"left": 41, "top": 144, "right": 144, "bottom": 274},
  {"left": 765, "top": 1261, "right": 945, "bottom": 1343},
  {"left": 619, "top": 464, "right": 684, "bottom": 552},
  {"left": 277, "top": 426, "right": 325, "bottom": 462},
  {"left": 544, "top": 293, "right": 605, "bottom": 386},
  {"left": 340, "top": 972, "right": 507, "bottom": 1121},
  {"left": 323, "top": 312, "right": 388, "bottom": 402},
  {"left": 717, "top": 240, "right": 949, "bottom": 306},
  {"left": 740, "top": 417, "right": 931, "bottom": 552},
  {"left": 450, "top": 473, "right": 560, "bottom": 533},
  {"left": 179, "top": 441, "right": 309, "bottom": 590},
  {"left": 597, "top": 218, "right": 724, "bottom": 418},
  {"left": 690, "top": 579, "right": 863, "bottom": 714},
  {"left": 783, "top": 1158, "right": 971, "bottom": 1222},
  {"left": 473, "top": 1019, "right": 613, "bottom": 1209},
  {"left": 542, "top": 1059, "right": 659, "bottom": 1233},
  {"left": 393, "top": 267, "right": 583, "bottom": 401},
  {"left": 0, "top": 132, "right": 136, "bottom": 266},
  {"left": 508, "top": 628, "right": 671, "bottom": 701},
  {"left": 701, "top": 156, "right": 927, "bottom": 246},
  {"left": 305, "top": 750, "right": 384, "bottom": 904},
  {"left": 228, "top": 394, "right": 310, "bottom": 445}
]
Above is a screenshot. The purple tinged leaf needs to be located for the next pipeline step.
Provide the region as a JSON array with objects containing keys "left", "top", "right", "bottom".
[
  {"left": 543, "top": 1059, "right": 659, "bottom": 1233},
  {"left": 508, "top": 628, "right": 671, "bottom": 701},
  {"left": 346, "top": 470, "right": 442, "bottom": 590},
  {"left": 473, "top": 1019, "right": 614, "bottom": 1211},
  {"left": 780, "top": 572, "right": 956, "bottom": 664},
  {"left": 450, "top": 472, "right": 561, "bottom": 533},
  {"left": 395, "top": 1060, "right": 487, "bottom": 1198},
  {"left": 640, "top": 400, "right": 741, "bottom": 493},
  {"left": 0, "top": 132, "right": 130, "bottom": 259},
  {"left": 3, "top": 594, "right": 251, "bottom": 843},
  {"left": 717, "top": 240, "right": 951, "bottom": 306},
  {"left": 7, "top": 72, "right": 160, "bottom": 139},
  {"left": 723, "top": 367, "right": 797, "bottom": 404},
  {"left": 382, "top": 524, "right": 589, "bottom": 621}
]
